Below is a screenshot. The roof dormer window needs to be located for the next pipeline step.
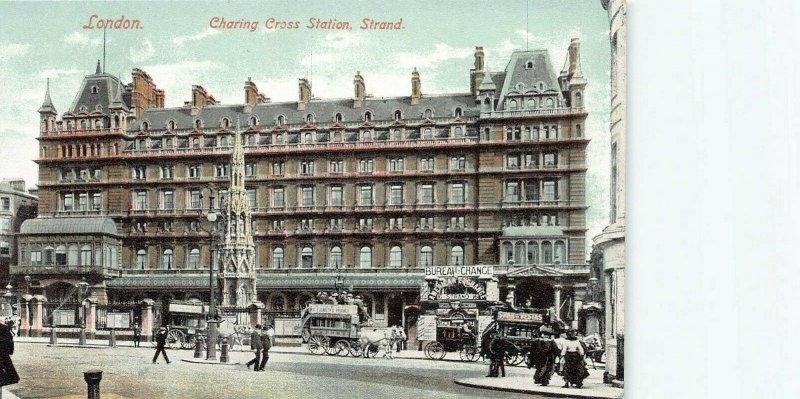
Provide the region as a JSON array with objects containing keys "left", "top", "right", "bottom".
[
  {"left": 394, "top": 110, "right": 402, "bottom": 121},
  {"left": 142, "top": 122, "right": 149, "bottom": 131},
  {"left": 250, "top": 116, "right": 258, "bottom": 127},
  {"left": 168, "top": 121, "right": 176, "bottom": 130},
  {"left": 525, "top": 61, "right": 534, "bottom": 69},
  {"left": 454, "top": 107, "right": 463, "bottom": 117},
  {"left": 364, "top": 111, "right": 372, "bottom": 122},
  {"left": 80, "top": 105, "right": 88, "bottom": 112},
  {"left": 306, "top": 113, "right": 314, "bottom": 124},
  {"left": 95, "top": 104, "right": 103, "bottom": 112},
  {"left": 424, "top": 109, "right": 433, "bottom": 119},
  {"left": 221, "top": 118, "right": 230, "bottom": 128},
  {"left": 195, "top": 119, "right": 203, "bottom": 129},
  {"left": 91, "top": 86, "right": 99, "bottom": 94},
  {"left": 335, "top": 113, "right": 343, "bottom": 123},
  {"left": 277, "top": 115, "right": 285, "bottom": 126}
]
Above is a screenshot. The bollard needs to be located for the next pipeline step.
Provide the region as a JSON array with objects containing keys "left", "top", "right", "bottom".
[
  {"left": 79, "top": 328, "right": 87, "bottom": 346},
  {"left": 84, "top": 369, "right": 102, "bottom": 399},
  {"left": 220, "top": 337, "right": 229, "bottom": 363},
  {"left": 193, "top": 336, "right": 204, "bottom": 358},
  {"left": 50, "top": 328, "right": 58, "bottom": 345},
  {"left": 109, "top": 329, "right": 116, "bottom": 347}
]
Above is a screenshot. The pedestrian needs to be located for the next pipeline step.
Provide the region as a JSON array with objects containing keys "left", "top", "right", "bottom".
[
  {"left": 554, "top": 331, "right": 567, "bottom": 375},
  {"left": 152, "top": 326, "right": 171, "bottom": 364},
  {"left": 490, "top": 337, "right": 506, "bottom": 378},
  {"left": 0, "top": 318, "right": 19, "bottom": 389},
  {"left": 528, "top": 326, "right": 559, "bottom": 386},
  {"left": 560, "top": 330, "right": 587, "bottom": 388},
  {"left": 257, "top": 324, "right": 274, "bottom": 371},
  {"left": 246, "top": 324, "right": 263, "bottom": 371},
  {"left": 133, "top": 323, "right": 142, "bottom": 348}
]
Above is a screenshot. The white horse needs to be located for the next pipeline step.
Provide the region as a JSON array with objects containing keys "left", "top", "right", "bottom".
[
  {"left": 359, "top": 326, "right": 405, "bottom": 359},
  {"left": 216, "top": 318, "right": 251, "bottom": 350}
]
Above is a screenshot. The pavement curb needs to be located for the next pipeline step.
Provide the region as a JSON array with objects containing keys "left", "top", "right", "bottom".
[
  {"left": 181, "top": 358, "right": 242, "bottom": 366},
  {"left": 454, "top": 378, "right": 623, "bottom": 399}
]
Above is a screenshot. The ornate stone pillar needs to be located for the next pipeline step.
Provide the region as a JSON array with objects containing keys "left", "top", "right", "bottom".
[
  {"left": 85, "top": 298, "right": 98, "bottom": 338},
  {"left": 31, "top": 295, "right": 46, "bottom": 337},
  {"left": 19, "top": 295, "right": 32, "bottom": 336},
  {"left": 140, "top": 299, "right": 155, "bottom": 341},
  {"left": 249, "top": 301, "right": 264, "bottom": 327},
  {"left": 553, "top": 284, "right": 562, "bottom": 321},
  {"left": 506, "top": 283, "right": 516, "bottom": 307}
]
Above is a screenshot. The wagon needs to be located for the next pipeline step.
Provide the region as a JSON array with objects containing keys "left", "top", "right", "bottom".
[
  {"left": 421, "top": 312, "right": 480, "bottom": 362},
  {"left": 160, "top": 300, "right": 208, "bottom": 349},
  {"left": 299, "top": 304, "right": 378, "bottom": 357},
  {"left": 492, "top": 308, "right": 551, "bottom": 366}
]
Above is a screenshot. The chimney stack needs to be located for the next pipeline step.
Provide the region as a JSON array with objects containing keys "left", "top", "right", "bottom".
[
  {"left": 411, "top": 68, "right": 421, "bottom": 105},
  {"left": 244, "top": 78, "right": 268, "bottom": 112},
  {"left": 353, "top": 71, "right": 366, "bottom": 108},
  {"left": 470, "top": 46, "right": 486, "bottom": 95},
  {"left": 567, "top": 38, "right": 584, "bottom": 80},
  {"left": 297, "top": 78, "right": 311, "bottom": 111},
  {"left": 190, "top": 85, "right": 216, "bottom": 115},
  {"left": 131, "top": 68, "right": 163, "bottom": 119}
]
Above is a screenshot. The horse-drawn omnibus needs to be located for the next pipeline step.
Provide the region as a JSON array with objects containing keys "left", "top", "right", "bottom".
[
  {"left": 159, "top": 299, "right": 249, "bottom": 350},
  {"left": 299, "top": 303, "right": 405, "bottom": 358},
  {"left": 491, "top": 308, "right": 552, "bottom": 365}
]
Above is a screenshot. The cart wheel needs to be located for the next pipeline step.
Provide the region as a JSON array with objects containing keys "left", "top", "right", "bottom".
[
  {"left": 308, "top": 334, "right": 328, "bottom": 355},
  {"left": 326, "top": 340, "right": 341, "bottom": 356},
  {"left": 504, "top": 343, "right": 524, "bottom": 366},
  {"left": 366, "top": 343, "right": 379, "bottom": 358},
  {"left": 335, "top": 340, "right": 351, "bottom": 357},
  {"left": 349, "top": 343, "right": 363, "bottom": 357},
  {"left": 167, "top": 330, "right": 185, "bottom": 350},
  {"left": 425, "top": 341, "right": 445, "bottom": 360},
  {"left": 460, "top": 344, "right": 480, "bottom": 362}
]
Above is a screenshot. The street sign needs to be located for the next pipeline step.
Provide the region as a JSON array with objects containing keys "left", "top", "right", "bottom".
[{"left": 106, "top": 312, "right": 130, "bottom": 329}]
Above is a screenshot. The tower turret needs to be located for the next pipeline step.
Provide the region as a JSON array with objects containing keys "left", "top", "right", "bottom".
[{"left": 38, "top": 79, "right": 57, "bottom": 133}]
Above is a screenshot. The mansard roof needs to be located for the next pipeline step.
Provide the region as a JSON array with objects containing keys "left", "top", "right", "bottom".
[
  {"left": 497, "top": 50, "right": 562, "bottom": 110},
  {"left": 130, "top": 93, "right": 479, "bottom": 131},
  {"left": 20, "top": 217, "right": 120, "bottom": 237},
  {"left": 66, "top": 71, "right": 127, "bottom": 116}
]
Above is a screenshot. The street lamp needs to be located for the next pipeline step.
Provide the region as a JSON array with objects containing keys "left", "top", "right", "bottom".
[
  {"left": 77, "top": 279, "right": 90, "bottom": 346},
  {"left": 205, "top": 204, "right": 220, "bottom": 361}
]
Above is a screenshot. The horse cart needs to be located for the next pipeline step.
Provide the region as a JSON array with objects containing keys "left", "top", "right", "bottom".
[
  {"left": 159, "top": 300, "right": 249, "bottom": 350},
  {"left": 300, "top": 304, "right": 404, "bottom": 358},
  {"left": 419, "top": 308, "right": 481, "bottom": 362},
  {"left": 492, "top": 308, "right": 551, "bottom": 366}
]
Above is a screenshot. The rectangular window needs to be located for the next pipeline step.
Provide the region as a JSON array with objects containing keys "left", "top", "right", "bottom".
[
  {"left": 450, "top": 216, "right": 466, "bottom": 229},
  {"left": 132, "top": 166, "right": 146, "bottom": 180},
  {"left": 78, "top": 193, "right": 88, "bottom": 211},
  {"left": 135, "top": 191, "right": 147, "bottom": 210},
  {"left": 245, "top": 163, "right": 257, "bottom": 177},
  {"left": 31, "top": 249, "right": 42, "bottom": 265},
  {"left": 0, "top": 241, "right": 9, "bottom": 256},
  {"left": 419, "top": 216, "right": 434, "bottom": 229},
  {"left": 273, "top": 187, "right": 285, "bottom": 207},
  {"left": 389, "top": 158, "right": 404, "bottom": 173},
  {"left": 451, "top": 183, "right": 465, "bottom": 204},
  {"left": 161, "top": 190, "right": 174, "bottom": 210},
  {"left": 218, "top": 190, "right": 228, "bottom": 207},
  {"left": 300, "top": 218, "right": 313, "bottom": 231},
  {"left": 272, "top": 162, "right": 285, "bottom": 176},
  {"left": 0, "top": 198, "right": 8, "bottom": 211},
  {"left": 329, "top": 160, "right": 344, "bottom": 173},
  {"left": 420, "top": 184, "right": 434, "bottom": 204},
  {"left": 358, "top": 218, "right": 374, "bottom": 229},
  {"left": 505, "top": 181, "right": 520, "bottom": 202},
  {"left": 506, "top": 126, "right": 521, "bottom": 141},
  {"left": 359, "top": 159, "right": 374, "bottom": 173},
  {"left": 301, "top": 187, "right": 314, "bottom": 207},
  {"left": 63, "top": 193, "right": 74, "bottom": 211},
  {"left": 450, "top": 156, "right": 466, "bottom": 171},
  {"left": 389, "top": 185, "right": 403, "bottom": 205},
  {"left": 189, "top": 190, "right": 202, "bottom": 209},
  {"left": 524, "top": 153, "right": 538, "bottom": 169},
  {"left": 524, "top": 180, "right": 539, "bottom": 201},
  {"left": 543, "top": 152, "right": 557, "bottom": 168},
  {"left": 360, "top": 185, "right": 373, "bottom": 206},
  {"left": 92, "top": 193, "right": 101, "bottom": 210},
  {"left": 388, "top": 217, "right": 403, "bottom": 229},
  {"left": 272, "top": 219, "right": 285, "bottom": 230},
  {"left": 0, "top": 219, "right": 9, "bottom": 233},
  {"left": 506, "top": 154, "right": 520, "bottom": 169},
  {"left": 420, "top": 157, "right": 434, "bottom": 172},
  {"left": 215, "top": 164, "right": 228, "bottom": 177},
  {"left": 329, "top": 218, "right": 343, "bottom": 230},
  {"left": 543, "top": 181, "right": 557, "bottom": 201},
  {"left": 188, "top": 165, "right": 201, "bottom": 178},
  {"left": 300, "top": 161, "right": 315, "bottom": 175},
  {"left": 92, "top": 169, "right": 102, "bottom": 180},
  {"left": 247, "top": 189, "right": 257, "bottom": 209},
  {"left": 160, "top": 165, "right": 174, "bottom": 179},
  {"left": 330, "top": 186, "right": 343, "bottom": 206}
]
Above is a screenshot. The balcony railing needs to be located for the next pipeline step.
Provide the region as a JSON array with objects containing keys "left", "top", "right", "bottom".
[
  {"left": 10, "top": 265, "right": 121, "bottom": 276},
  {"left": 480, "top": 107, "right": 586, "bottom": 119}
]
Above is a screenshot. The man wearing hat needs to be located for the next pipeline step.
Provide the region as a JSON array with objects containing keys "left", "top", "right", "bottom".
[
  {"left": 528, "top": 325, "right": 559, "bottom": 386},
  {"left": 246, "top": 324, "right": 263, "bottom": 371},
  {"left": 152, "top": 326, "right": 171, "bottom": 364}
]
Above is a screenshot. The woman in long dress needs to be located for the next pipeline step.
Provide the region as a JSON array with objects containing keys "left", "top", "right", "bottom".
[{"left": 560, "top": 330, "right": 587, "bottom": 388}]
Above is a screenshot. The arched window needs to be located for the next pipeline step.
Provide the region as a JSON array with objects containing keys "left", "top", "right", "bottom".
[
  {"left": 392, "top": 129, "right": 402, "bottom": 141},
  {"left": 277, "top": 115, "right": 285, "bottom": 126},
  {"left": 222, "top": 118, "right": 230, "bottom": 128},
  {"left": 162, "top": 248, "right": 173, "bottom": 270},
  {"left": 390, "top": 246, "right": 402, "bottom": 268},
  {"left": 527, "top": 241, "right": 539, "bottom": 265},
  {"left": 576, "top": 124, "right": 582, "bottom": 137},
  {"left": 575, "top": 92, "right": 583, "bottom": 108},
  {"left": 91, "top": 85, "right": 98, "bottom": 94},
  {"left": 192, "top": 137, "right": 200, "bottom": 149},
  {"left": 136, "top": 249, "right": 147, "bottom": 269},
  {"left": 527, "top": 98, "right": 536, "bottom": 109},
  {"left": 454, "top": 107, "right": 463, "bottom": 117},
  {"left": 335, "top": 113, "right": 343, "bottom": 123},
  {"left": 220, "top": 136, "right": 228, "bottom": 147},
  {"left": 482, "top": 97, "right": 492, "bottom": 112},
  {"left": 250, "top": 116, "right": 258, "bottom": 127},
  {"left": 195, "top": 119, "right": 202, "bottom": 129},
  {"left": 306, "top": 114, "right": 314, "bottom": 123},
  {"left": 423, "top": 128, "right": 432, "bottom": 139},
  {"left": 362, "top": 130, "right": 372, "bottom": 142},
  {"left": 43, "top": 246, "right": 55, "bottom": 265},
  {"left": 168, "top": 121, "right": 175, "bottom": 130},
  {"left": 364, "top": 111, "right": 372, "bottom": 122},
  {"left": 394, "top": 110, "right": 402, "bottom": 120},
  {"left": 55, "top": 245, "right": 67, "bottom": 266},
  {"left": 542, "top": 241, "right": 553, "bottom": 264},
  {"left": 304, "top": 132, "right": 313, "bottom": 144},
  {"left": 329, "top": 246, "right": 342, "bottom": 268},
  {"left": 514, "top": 242, "right": 525, "bottom": 264},
  {"left": 359, "top": 246, "right": 372, "bottom": 268},
  {"left": 271, "top": 295, "right": 285, "bottom": 311},
  {"left": 420, "top": 245, "right": 433, "bottom": 267},
  {"left": 545, "top": 98, "right": 554, "bottom": 108},
  {"left": 509, "top": 99, "right": 518, "bottom": 110},
  {"left": 424, "top": 109, "right": 433, "bottom": 119},
  {"left": 141, "top": 122, "right": 149, "bottom": 131},
  {"left": 526, "top": 61, "right": 534, "bottom": 69},
  {"left": 332, "top": 131, "right": 342, "bottom": 142},
  {"left": 275, "top": 133, "right": 284, "bottom": 144},
  {"left": 554, "top": 241, "right": 566, "bottom": 264},
  {"left": 451, "top": 245, "right": 464, "bottom": 266},
  {"left": 300, "top": 246, "right": 313, "bottom": 268},
  {"left": 454, "top": 127, "right": 463, "bottom": 138},
  {"left": 189, "top": 248, "right": 200, "bottom": 269},
  {"left": 80, "top": 245, "right": 92, "bottom": 266},
  {"left": 503, "top": 242, "right": 513, "bottom": 264},
  {"left": 68, "top": 245, "right": 79, "bottom": 265},
  {"left": 272, "top": 247, "right": 284, "bottom": 269}
]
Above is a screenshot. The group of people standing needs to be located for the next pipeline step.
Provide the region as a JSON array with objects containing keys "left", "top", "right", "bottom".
[
  {"left": 313, "top": 291, "right": 371, "bottom": 324},
  {"left": 527, "top": 327, "right": 590, "bottom": 388},
  {"left": 245, "top": 324, "right": 274, "bottom": 372}
]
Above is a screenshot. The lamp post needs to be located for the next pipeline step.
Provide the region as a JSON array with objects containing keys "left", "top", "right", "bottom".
[
  {"left": 3, "top": 283, "right": 13, "bottom": 318},
  {"left": 77, "top": 279, "right": 89, "bottom": 345},
  {"left": 198, "top": 188, "right": 225, "bottom": 361}
]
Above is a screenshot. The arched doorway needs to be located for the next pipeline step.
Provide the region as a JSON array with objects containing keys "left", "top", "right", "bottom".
[
  {"left": 387, "top": 294, "right": 403, "bottom": 327},
  {"left": 514, "top": 279, "right": 555, "bottom": 309},
  {"left": 45, "top": 281, "right": 78, "bottom": 303}
]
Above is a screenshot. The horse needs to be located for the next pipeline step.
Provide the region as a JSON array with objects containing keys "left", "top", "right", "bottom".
[
  {"left": 215, "top": 318, "right": 251, "bottom": 351},
  {"left": 359, "top": 326, "right": 405, "bottom": 359}
]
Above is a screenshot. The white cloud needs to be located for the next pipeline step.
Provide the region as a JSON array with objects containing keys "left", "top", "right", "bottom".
[
  {"left": 129, "top": 39, "right": 155, "bottom": 63},
  {"left": 394, "top": 43, "right": 472, "bottom": 69},
  {"left": 0, "top": 43, "right": 31, "bottom": 60},
  {"left": 37, "top": 68, "right": 83, "bottom": 79},
  {"left": 172, "top": 28, "right": 221, "bottom": 45},
  {"left": 323, "top": 31, "right": 364, "bottom": 49},
  {"left": 139, "top": 61, "right": 227, "bottom": 107},
  {"left": 64, "top": 31, "right": 102, "bottom": 46}
]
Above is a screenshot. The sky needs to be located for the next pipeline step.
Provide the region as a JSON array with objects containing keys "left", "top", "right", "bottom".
[{"left": 0, "top": 0, "right": 611, "bottom": 251}]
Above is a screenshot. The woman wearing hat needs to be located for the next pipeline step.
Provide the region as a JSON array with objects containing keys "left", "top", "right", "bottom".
[{"left": 560, "top": 330, "right": 587, "bottom": 388}]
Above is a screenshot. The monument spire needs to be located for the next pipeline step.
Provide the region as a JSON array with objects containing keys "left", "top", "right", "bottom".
[{"left": 218, "top": 120, "right": 256, "bottom": 310}]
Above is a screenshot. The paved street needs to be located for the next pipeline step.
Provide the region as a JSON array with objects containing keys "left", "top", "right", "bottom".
[{"left": 6, "top": 343, "right": 551, "bottom": 399}]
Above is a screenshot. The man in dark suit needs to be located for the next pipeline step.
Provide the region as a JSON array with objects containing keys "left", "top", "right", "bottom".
[
  {"left": 246, "top": 324, "right": 263, "bottom": 371},
  {"left": 0, "top": 319, "right": 19, "bottom": 388},
  {"left": 152, "top": 327, "right": 171, "bottom": 364},
  {"left": 257, "top": 324, "right": 274, "bottom": 371}
]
